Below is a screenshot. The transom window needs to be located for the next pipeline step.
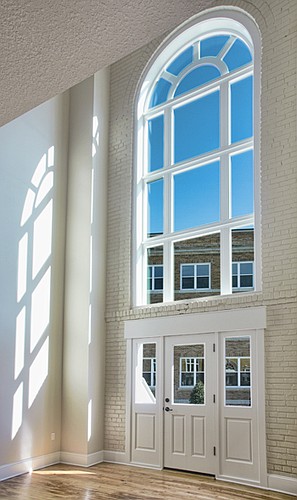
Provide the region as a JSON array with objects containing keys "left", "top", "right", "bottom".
[{"left": 135, "top": 15, "right": 259, "bottom": 306}]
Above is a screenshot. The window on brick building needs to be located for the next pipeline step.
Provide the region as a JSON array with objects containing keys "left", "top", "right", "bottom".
[
  {"left": 225, "top": 337, "right": 251, "bottom": 406},
  {"left": 148, "top": 265, "right": 163, "bottom": 292},
  {"left": 180, "top": 357, "right": 204, "bottom": 388},
  {"left": 142, "top": 357, "right": 156, "bottom": 389},
  {"left": 135, "top": 15, "right": 260, "bottom": 306},
  {"left": 232, "top": 261, "right": 253, "bottom": 290},
  {"left": 180, "top": 263, "right": 211, "bottom": 291}
]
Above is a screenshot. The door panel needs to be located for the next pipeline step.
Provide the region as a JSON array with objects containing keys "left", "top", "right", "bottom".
[
  {"left": 164, "top": 334, "right": 216, "bottom": 474},
  {"left": 218, "top": 331, "right": 263, "bottom": 484},
  {"left": 131, "top": 339, "right": 162, "bottom": 467}
]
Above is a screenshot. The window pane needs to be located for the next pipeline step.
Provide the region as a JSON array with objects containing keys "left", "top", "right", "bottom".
[
  {"left": 174, "top": 234, "right": 220, "bottom": 301},
  {"left": 240, "top": 274, "right": 253, "bottom": 288},
  {"left": 147, "top": 247, "right": 163, "bottom": 304},
  {"left": 231, "top": 76, "right": 253, "bottom": 143},
  {"left": 231, "top": 150, "right": 254, "bottom": 217},
  {"left": 154, "top": 277, "right": 163, "bottom": 290},
  {"left": 182, "top": 277, "right": 195, "bottom": 289},
  {"left": 200, "top": 35, "right": 230, "bottom": 57},
  {"left": 174, "top": 345, "right": 205, "bottom": 404},
  {"left": 240, "top": 262, "right": 253, "bottom": 274},
  {"left": 135, "top": 343, "right": 156, "bottom": 403},
  {"left": 147, "top": 179, "right": 163, "bottom": 237},
  {"left": 197, "top": 264, "right": 209, "bottom": 276},
  {"left": 154, "top": 266, "right": 163, "bottom": 277},
  {"left": 174, "top": 91, "right": 220, "bottom": 163},
  {"left": 149, "top": 78, "right": 172, "bottom": 108},
  {"left": 174, "top": 162, "right": 220, "bottom": 231},
  {"left": 232, "top": 227, "right": 254, "bottom": 293},
  {"left": 175, "top": 66, "right": 221, "bottom": 97},
  {"left": 225, "top": 337, "right": 251, "bottom": 406},
  {"left": 223, "top": 39, "right": 252, "bottom": 72},
  {"left": 166, "top": 46, "right": 193, "bottom": 76},
  {"left": 197, "top": 276, "right": 209, "bottom": 289},
  {"left": 148, "top": 115, "right": 164, "bottom": 172},
  {"left": 182, "top": 264, "right": 194, "bottom": 277}
]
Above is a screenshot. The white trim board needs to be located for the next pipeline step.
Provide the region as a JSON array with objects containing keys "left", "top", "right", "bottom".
[
  {"left": 103, "top": 450, "right": 130, "bottom": 465},
  {"left": 268, "top": 474, "right": 297, "bottom": 497},
  {"left": 60, "top": 450, "right": 104, "bottom": 467},
  {"left": 0, "top": 452, "right": 60, "bottom": 482},
  {"left": 125, "top": 306, "right": 266, "bottom": 339}
]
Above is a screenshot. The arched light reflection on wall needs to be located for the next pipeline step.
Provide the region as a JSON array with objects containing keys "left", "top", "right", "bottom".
[
  {"left": 88, "top": 399, "right": 92, "bottom": 442},
  {"left": 12, "top": 146, "right": 55, "bottom": 439}
]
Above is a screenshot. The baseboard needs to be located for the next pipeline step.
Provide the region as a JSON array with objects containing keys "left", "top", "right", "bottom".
[
  {"left": 268, "top": 474, "right": 297, "bottom": 497},
  {"left": 0, "top": 452, "right": 60, "bottom": 482},
  {"left": 60, "top": 450, "right": 104, "bottom": 467},
  {"left": 103, "top": 450, "right": 129, "bottom": 464}
]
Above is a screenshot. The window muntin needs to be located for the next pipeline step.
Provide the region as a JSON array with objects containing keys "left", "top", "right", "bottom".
[{"left": 136, "top": 18, "right": 258, "bottom": 306}]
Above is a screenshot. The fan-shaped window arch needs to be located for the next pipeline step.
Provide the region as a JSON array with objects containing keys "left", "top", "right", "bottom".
[{"left": 134, "top": 9, "right": 261, "bottom": 306}]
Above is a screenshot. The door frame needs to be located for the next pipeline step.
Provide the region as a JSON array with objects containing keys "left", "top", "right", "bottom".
[{"left": 125, "top": 306, "right": 267, "bottom": 486}]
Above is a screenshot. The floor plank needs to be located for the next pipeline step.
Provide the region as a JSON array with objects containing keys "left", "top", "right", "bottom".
[{"left": 0, "top": 463, "right": 295, "bottom": 499}]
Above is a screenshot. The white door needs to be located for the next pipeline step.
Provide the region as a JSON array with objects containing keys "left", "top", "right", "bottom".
[
  {"left": 131, "top": 338, "right": 163, "bottom": 467},
  {"left": 164, "top": 334, "right": 217, "bottom": 474},
  {"left": 218, "top": 330, "right": 267, "bottom": 486},
  {"left": 129, "top": 328, "right": 266, "bottom": 486}
]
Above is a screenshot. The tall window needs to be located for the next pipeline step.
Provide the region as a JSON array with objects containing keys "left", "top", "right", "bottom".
[{"left": 135, "top": 13, "right": 260, "bottom": 306}]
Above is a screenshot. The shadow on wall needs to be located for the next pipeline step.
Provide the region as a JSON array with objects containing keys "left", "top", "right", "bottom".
[{"left": 11, "top": 147, "right": 55, "bottom": 441}]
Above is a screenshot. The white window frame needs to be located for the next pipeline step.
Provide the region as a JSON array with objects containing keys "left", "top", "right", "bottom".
[
  {"left": 180, "top": 263, "right": 211, "bottom": 291},
  {"left": 179, "top": 356, "right": 204, "bottom": 389},
  {"left": 133, "top": 9, "right": 261, "bottom": 307},
  {"left": 148, "top": 264, "right": 164, "bottom": 292}
]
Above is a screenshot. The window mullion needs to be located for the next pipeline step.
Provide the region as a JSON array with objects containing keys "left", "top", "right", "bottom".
[
  {"left": 221, "top": 227, "right": 232, "bottom": 295},
  {"left": 163, "top": 105, "right": 173, "bottom": 303},
  {"left": 163, "top": 240, "right": 173, "bottom": 302}
]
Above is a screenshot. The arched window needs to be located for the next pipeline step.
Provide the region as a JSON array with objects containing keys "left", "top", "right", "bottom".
[{"left": 134, "top": 11, "right": 261, "bottom": 306}]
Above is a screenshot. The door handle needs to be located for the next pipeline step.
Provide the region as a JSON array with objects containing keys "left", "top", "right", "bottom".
[{"left": 164, "top": 406, "right": 173, "bottom": 412}]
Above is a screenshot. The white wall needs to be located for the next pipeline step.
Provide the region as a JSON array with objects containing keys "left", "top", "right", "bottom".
[
  {"left": 0, "top": 67, "right": 110, "bottom": 476},
  {"left": 0, "top": 93, "right": 69, "bottom": 478},
  {"left": 61, "top": 68, "right": 109, "bottom": 463}
]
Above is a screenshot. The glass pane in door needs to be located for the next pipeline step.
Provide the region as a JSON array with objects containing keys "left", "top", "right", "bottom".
[
  {"left": 173, "top": 344, "right": 205, "bottom": 404},
  {"left": 135, "top": 342, "right": 156, "bottom": 404},
  {"left": 225, "top": 337, "right": 251, "bottom": 406}
]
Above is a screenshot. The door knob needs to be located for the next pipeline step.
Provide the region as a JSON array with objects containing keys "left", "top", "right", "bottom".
[{"left": 164, "top": 406, "right": 173, "bottom": 412}]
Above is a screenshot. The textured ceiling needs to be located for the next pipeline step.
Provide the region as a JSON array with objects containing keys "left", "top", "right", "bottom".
[{"left": 0, "top": 0, "right": 212, "bottom": 127}]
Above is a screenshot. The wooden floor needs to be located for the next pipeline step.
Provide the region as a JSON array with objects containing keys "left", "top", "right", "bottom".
[{"left": 0, "top": 463, "right": 294, "bottom": 499}]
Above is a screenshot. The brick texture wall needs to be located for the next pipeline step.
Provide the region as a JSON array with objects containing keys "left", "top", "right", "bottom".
[{"left": 105, "top": 0, "right": 297, "bottom": 477}]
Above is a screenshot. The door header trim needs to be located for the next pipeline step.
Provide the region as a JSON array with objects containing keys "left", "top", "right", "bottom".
[{"left": 124, "top": 306, "right": 266, "bottom": 339}]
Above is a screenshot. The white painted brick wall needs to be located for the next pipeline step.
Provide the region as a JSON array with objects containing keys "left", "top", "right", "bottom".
[{"left": 104, "top": 0, "right": 297, "bottom": 476}]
